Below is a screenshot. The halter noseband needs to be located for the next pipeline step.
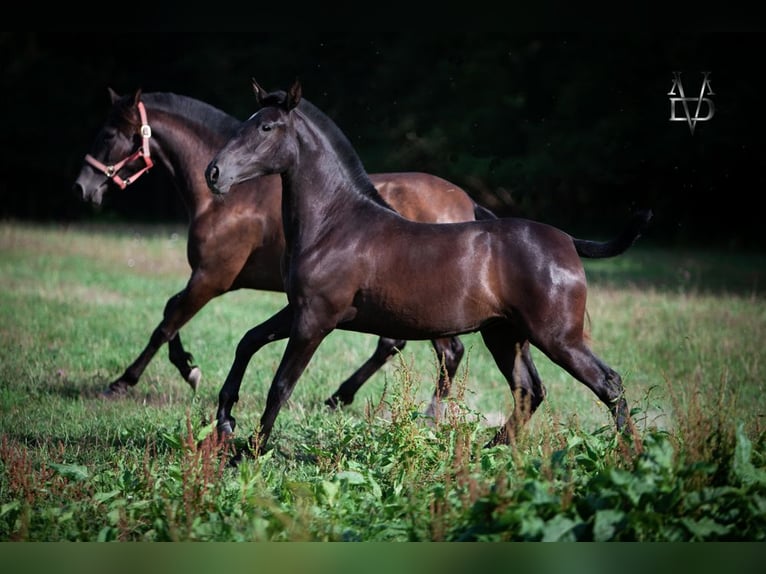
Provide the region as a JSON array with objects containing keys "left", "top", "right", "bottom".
[{"left": 84, "top": 101, "right": 154, "bottom": 190}]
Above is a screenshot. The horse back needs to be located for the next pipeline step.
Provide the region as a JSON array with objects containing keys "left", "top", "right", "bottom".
[{"left": 369, "top": 172, "right": 477, "bottom": 223}]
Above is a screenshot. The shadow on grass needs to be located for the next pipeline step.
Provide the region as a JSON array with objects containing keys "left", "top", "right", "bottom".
[{"left": 28, "top": 372, "right": 194, "bottom": 409}]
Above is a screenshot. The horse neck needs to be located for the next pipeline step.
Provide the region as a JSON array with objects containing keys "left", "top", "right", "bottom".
[
  {"left": 281, "top": 108, "right": 394, "bottom": 247},
  {"left": 143, "top": 101, "right": 235, "bottom": 218}
]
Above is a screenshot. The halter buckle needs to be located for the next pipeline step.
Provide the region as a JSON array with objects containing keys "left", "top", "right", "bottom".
[{"left": 140, "top": 125, "right": 152, "bottom": 138}]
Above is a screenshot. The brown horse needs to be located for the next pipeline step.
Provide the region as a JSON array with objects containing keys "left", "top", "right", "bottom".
[
  {"left": 205, "top": 80, "right": 652, "bottom": 460},
  {"left": 72, "top": 88, "right": 498, "bottom": 412}
]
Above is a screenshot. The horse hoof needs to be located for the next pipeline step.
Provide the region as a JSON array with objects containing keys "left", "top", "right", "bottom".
[
  {"left": 217, "top": 419, "right": 236, "bottom": 438},
  {"left": 324, "top": 396, "right": 340, "bottom": 410},
  {"left": 325, "top": 395, "right": 352, "bottom": 410},
  {"left": 228, "top": 450, "right": 244, "bottom": 468},
  {"left": 228, "top": 441, "right": 259, "bottom": 467},
  {"left": 187, "top": 367, "right": 202, "bottom": 392}
]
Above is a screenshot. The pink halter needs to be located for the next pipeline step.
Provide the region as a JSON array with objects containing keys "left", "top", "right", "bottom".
[{"left": 84, "top": 101, "right": 154, "bottom": 189}]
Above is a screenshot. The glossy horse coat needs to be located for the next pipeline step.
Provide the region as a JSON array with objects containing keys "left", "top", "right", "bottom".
[
  {"left": 205, "top": 80, "right": 651, "bottom": 458},
  {"left": 72, "top": 89, "right": 497, "bottom": 409}
]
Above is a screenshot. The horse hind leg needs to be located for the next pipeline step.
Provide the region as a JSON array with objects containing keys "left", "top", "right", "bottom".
[
  {"left": 161, "top": 278, "right": 231, "bottom": 392},
  {"left": 424, "top": 336, "right": 465, "bottom": 422},
  {"left": 324, "top": 338, "right": 408, "bottom": 409},
  {"left": 480, "top": 325, "right": 546, "bottom": 447},
  {"left": 537, "top": 337, "right": 632, "bottom": 436},
  {"left": 103, "top": 277, "right": 218, "bottom": 397},
  {"left": 103, "top": 290, "right": 188, "bottom": 396},
  {"left": 167, "top": 335, "right": 201, "bottom": 391}
]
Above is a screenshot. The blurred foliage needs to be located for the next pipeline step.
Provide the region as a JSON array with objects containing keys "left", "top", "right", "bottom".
[{"left": 1, "top": 23, "right": 764, "bottom": 249}]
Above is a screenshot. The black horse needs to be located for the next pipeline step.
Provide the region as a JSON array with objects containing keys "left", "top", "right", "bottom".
[{"left": 205, "top": 79, "right": 651, "bottom": 459}]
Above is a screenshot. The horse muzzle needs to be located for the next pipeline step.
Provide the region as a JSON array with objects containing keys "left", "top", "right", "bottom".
[
  {"left": 72, "top": 179, "right": 105, "bottom": 206},
  {"left": 205, "top": 162, "right": 230, "bottom": 195}
]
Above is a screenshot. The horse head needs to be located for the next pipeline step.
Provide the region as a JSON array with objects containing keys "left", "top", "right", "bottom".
[
  {"left": 205, "top": 79, "right": 301, "bottom": 196},
  {"left": 72, "top": 88, "right": 153, "bottom": 205}
]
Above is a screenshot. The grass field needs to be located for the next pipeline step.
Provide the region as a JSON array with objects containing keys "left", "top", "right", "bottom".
[{"left": 1, "top": 220, "right": 765, "bottom": 541}]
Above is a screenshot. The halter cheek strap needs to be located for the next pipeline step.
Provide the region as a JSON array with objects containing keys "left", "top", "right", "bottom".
[{"left": 84, "top": 101, "right": 154, "bottom": 190}]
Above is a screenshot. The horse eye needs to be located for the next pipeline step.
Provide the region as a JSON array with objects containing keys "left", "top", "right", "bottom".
[{"left": 261, "top": 124, "right": 272, "bottom": 132}]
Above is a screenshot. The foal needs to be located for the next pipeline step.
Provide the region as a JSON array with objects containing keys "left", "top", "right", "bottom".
[{"left": 205, "top": 80, "right": 651, "bottom": 458}]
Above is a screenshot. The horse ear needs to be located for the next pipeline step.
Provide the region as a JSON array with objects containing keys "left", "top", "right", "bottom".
[
  {"left": 108, "top": 87, "right": 120, "bottom": 104},
  {"left": 286, "top": 79, "right": 302, "bottom": 110},
  {"left": 132, "top": 89, "right": 142, "bottom": 106},
  {"left": 252, "top": 78, "right": 267, "bottom": 106}
]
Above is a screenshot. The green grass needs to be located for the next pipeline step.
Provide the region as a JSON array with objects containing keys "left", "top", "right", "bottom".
[{"left": 1, "top": 220, "right": 765, "bottom": 541}]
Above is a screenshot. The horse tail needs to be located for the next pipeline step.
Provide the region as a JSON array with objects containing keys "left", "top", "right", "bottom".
[
  {"left": 573, "top": 208, "right": 652, "bottom": 258},
  {"left": 472, "top": 202, "right": 498, "bottom": 221}
]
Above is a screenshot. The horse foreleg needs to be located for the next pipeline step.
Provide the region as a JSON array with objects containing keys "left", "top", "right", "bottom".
[
  {"left": 216, "top": 305, "right": 294, "bottom": 438},
  {"left": 424, "top": 336, "right": 465, "bottom": 422},
  {"left": 232, "top": 321, "right": 327, "bottom": 464},
  {"left": 324, "top": 337, "right": 408, "bottom": 409}
]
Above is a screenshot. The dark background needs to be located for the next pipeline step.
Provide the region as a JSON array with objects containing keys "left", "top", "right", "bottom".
[{"left": 2, "top": 12, "right": 765, "bottom": 250}]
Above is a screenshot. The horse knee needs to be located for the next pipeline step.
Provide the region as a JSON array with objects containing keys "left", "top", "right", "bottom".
[
  {"left": 519, "top": 385, "right": 545, "bottom": 412},
  {"left": 511, "top": 388, "right": 539, "bottom": 420},
  {"left": 447, "top": 338, "right": 464, "bottom": 379},
  {"left": 514, "top": 351, "right": 544, "bottom": 401},
  {"left": 529, "top": 371, "right": 547, "bottom": 407},
  {"left": 150, "top": 324, "right": 174, "bottom": 347},
  {"left": 433, "top": 337, "right": 463, "bottom": 374},
  {"left": 448, "top": 337, "right": 465, "bottom": 367},
  {"left": 512, "top": 364, "right": 545, "bottom": 416}
]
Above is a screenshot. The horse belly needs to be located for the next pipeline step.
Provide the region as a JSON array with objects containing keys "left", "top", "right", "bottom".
[{"left": 340, "top": 292, "right": 492, "bottom": 340}]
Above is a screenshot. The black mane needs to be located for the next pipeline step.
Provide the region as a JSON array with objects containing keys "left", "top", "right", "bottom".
[
  {"left": 143, "top": 92, "right": 241, "bottom": 137},
  {"left": 294, "top": 97, "right": 396, "bottom": 212}
]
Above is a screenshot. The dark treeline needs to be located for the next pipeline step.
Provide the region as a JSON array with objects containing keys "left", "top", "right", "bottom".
[{"left": 2, "top": 22, "right": 764, "bottom": 250}]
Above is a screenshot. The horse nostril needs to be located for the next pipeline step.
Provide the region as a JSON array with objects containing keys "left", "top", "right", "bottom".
[
  {"left": 207, "top": 164, "right": 219, "bottom": 185},
  {"left": 72, "top": 182, "right": 84, "bottom": 199}
]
